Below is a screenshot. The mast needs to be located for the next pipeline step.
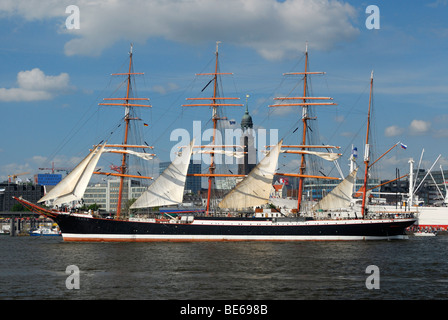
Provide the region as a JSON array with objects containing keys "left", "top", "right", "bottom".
[
  {"left": 360, "top": 71, "right": 374, "bottom": 217},
  {"left": 269, "top": 44, "right": 337, "bottom": 212},
  {"left": 208, "top": 41, "right": 219, "bottom": 215},
  {"left": 97, "top": 44, "right": 152, "bottom": 218},
  {"left": 182, "top": 42, "right": 243, "bottom": 215},
  {"left": 408, "top": 159, "right": 414, "bottom": 207},
  {"left": 117, "top": 44, "right": 133, "bottom": 218},
  {"left": 297, "top": 44, "right": 309, "bottom": 212}
]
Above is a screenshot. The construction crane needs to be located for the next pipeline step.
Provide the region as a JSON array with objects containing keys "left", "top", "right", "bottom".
[
  {"left": 38, "top": 162, "right": 72, "bottom": 175},
  {"left": 8, "top": 172, "right": 30, "bottom": 183}
]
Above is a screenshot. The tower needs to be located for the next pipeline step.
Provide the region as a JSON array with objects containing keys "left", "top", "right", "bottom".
[{"left": 238, "top": 95, "right": 256, "bottom": 175}]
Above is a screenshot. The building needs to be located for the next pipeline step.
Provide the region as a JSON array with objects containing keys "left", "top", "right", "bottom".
[
  {"left": 83, "top": 179, "right": 147, "bottom": 213},
  {"left": 34, "top": 173, "right": 62, "bottom": 186},
  {"left": 380, "top": 168, "right": 448, "bottom": 205},
  {"left": 238, "top": 97, "right": 256, "bottom": 175},
  {"left": 159, "top": 159, "right": 201, "bottom": 194},
  {"left": 0, "top": 183, "right": 44, "bottom": 211}
]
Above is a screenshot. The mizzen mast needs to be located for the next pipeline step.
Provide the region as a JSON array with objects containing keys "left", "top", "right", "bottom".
[
  {"left": 182, "top": 42, "right": 244, "bottom": 215},
  {"left": 97, "top": 44, "right": 152, "bottom": 219},
  {"left": 269, "top": 44, "right": 338, "bottom": 212}
]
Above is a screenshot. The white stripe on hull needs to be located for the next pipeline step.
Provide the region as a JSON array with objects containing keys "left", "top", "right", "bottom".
[
  {"left": 62, "top": 233, "right": 409, "bottom": 242},
  {"left": 189, "top": 218, "right": 415, "bottom": 226}
]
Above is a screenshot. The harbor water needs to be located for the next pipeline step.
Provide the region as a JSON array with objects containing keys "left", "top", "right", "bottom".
[{"left": 1, "top": 236, "right": 447, "bottom": 300}]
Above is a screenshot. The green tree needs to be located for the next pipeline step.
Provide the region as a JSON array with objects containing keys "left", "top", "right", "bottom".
[{"left": 10, "top": 203, "right": 30, "bottom": 212}]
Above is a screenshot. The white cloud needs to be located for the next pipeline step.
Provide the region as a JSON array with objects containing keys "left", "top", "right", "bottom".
[
  {"left": 269, "top": 105, "right": 296, "bottom": 116},
  {"left": 0, "top": 153, "right": 84, "bottom": 182},
  {"left": 0, "top": 68, "right": 73, "bottom": 102},
  {"left": 384, "top": 125, "right": 404, "bottom": 137},
  {"left": 0, "top": 87, "right": 52, "bottom": 102},
  {"left": 427, "top": 0, "right": 448, "bottom": 8},
  {"left": 340, "top": 131, "right": 355, "bottom": 137},
  {"left": 152, "top": 82, "right": 179, "bottom": 95},
  {"left": 0, "top": 0, "right": 63, "bottom": 20},
  {"left": 433, "top": 128, "right": 448, "bottom": 138},
  {"left": 409, "top": 119, "right": 431, "bottom": 135},
  {"left": 384, "top": 120, "right": 433, "bottom": 138},
  {"left": 1, "top": 0, "right": 360, "bottom": 60}
]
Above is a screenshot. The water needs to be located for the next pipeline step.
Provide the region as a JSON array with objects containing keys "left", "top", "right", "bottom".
[{"left": 1, "top": 236, "right": 447, "bottom": 300}]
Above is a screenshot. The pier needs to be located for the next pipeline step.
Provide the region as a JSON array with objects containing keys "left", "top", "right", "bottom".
[{"left": 0, "top": 212, "right": 54, "bottom": 236}]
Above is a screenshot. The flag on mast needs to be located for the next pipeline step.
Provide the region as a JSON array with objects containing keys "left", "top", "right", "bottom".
[{"left": 351, "top": 147, "right": 358, "bottom": 160}]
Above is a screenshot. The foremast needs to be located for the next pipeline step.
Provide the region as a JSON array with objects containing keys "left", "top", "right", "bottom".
[
  {"left": 96, "top": 44, "right": 152, "bottom": 219},
  {"left": 182, "top": 42, "right": 244, "bottom": 215},
  {"left": 269, "top": 44, "right": 338, "bottom": 212}
]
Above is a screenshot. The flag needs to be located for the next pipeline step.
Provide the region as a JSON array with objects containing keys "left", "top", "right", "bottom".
[
  {"left": 351, "top": 147, "right": 358, "bottom": 160},
  {"left": 143, "top": 123, "right": 149, "bottom": 127},
  {"left": 400, "top": 143, "right": 407, "bottom": 150}
]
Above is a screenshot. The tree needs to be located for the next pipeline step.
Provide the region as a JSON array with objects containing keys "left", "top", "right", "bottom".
[
  {"left": 88, "top": 203, "right": 100, "bottom": 211},
  {"left": 10, "top": 203, "right": 30, "bottom": 212}
]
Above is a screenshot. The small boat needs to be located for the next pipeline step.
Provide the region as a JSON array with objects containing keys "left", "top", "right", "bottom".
[
  {"left": 413, "top": 230, "right": 436, "bottom": 237},
  {"left": 30, "top": 226, "right": 61, "bottom": 236}
]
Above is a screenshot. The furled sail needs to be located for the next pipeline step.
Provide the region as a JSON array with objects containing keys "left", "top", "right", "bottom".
[
  {"left": 279, "top": 150, "right": 341, "bottom": 161},
  {"left": 298, "top": 150, "right": 340, "bottom": 161},
  {"left": 130, "top": 139, "right": 195, "bottom": 209},
  {"left": 38, "top": 143, "right": 106, "bottom": 206},
  {"left": 104, "top": 148, "right": 154, "bottom": 161},
  {"left": 218, "top": 140, "right": 283, "bottom": 209},
  {"left": 194, "top": 149, "right": 245, "bottom": 158},
  {"left": 312, "top": 168, "right": 358, "bottom": 211}
]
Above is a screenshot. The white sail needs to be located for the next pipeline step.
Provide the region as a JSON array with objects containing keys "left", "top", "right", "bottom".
[
  {"left": 38, "top": 143, "right": 106, "bottom": 205},
  {"left": 301, "top": 150, "right": 340, "bottom": 161},
  {"left": 194, "top": 149, "right": 245, "bottom": 158},
  {"left": 312, "top": 168, "right": 358, "bottom": 211},
  {"left": 279, "top": 150, "right": 341, "bottom": 161},
  {"left": 130, "top": 139, "right": 195, "bottom": 209},
  {"left": 104, "top": 148, "right": 154, "bottom": 161},
  {"left": 218, "top": 140, "right": 283, "bottom": 209}
]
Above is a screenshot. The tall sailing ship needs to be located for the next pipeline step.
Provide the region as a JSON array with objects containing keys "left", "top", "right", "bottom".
[{"left": 14, "top": 43, "right": 416, "bottom": 241}]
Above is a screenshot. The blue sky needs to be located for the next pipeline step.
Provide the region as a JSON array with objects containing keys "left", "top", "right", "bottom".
[{"left": 1, "top": 0, "right": 448, "bottom": 184}]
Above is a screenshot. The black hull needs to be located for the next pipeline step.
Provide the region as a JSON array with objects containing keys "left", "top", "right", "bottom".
[{"left": 52, "top": 214, "right": 416, "bottom": 241}]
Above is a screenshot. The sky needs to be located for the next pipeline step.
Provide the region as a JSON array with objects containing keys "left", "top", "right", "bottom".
[{"left": 1, "top": 0, "right": 448, "bottom": 184}]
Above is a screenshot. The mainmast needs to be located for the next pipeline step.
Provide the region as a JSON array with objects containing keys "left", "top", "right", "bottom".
[
  {"left": 182, "top": 42, "right": 244, "bottom": 214},
  {"left": 269, "top": 44, "right": 338, "bottom": 212},
  {"left": 360, "top": 71, "right": 374, "bottom": 217},
  {"left": 97, "top": 44, "right": 152, "bottom": 218}
]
